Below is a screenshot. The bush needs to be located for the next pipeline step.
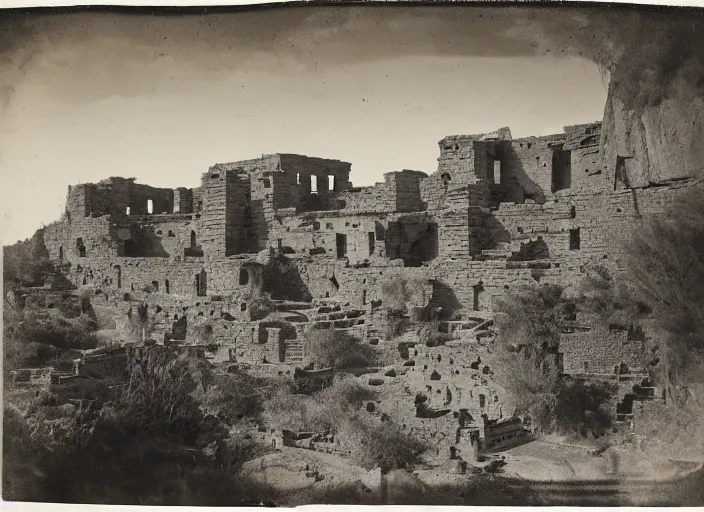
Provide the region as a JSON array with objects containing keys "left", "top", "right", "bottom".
[
  {"left": 381, "top": 275, "right": 428, "bottom": 315},
  {"left": 385, "top": 316, "right": 411, "bottom": 340},
  {"left": 247, "top": 294, "right": 276, "bottom": 321},
  {"left": 305, "top": 330, "right": 376, "bottom": 369},
  {"left": 102, "top": 347, "right": 208, "bottom": 444},
  {"left": 190, "top": 321, "right": 215, "bottom": 344},
  {"left": 262, "top": 388, "right": 330, "bottom": 433},
  {"left": 204, "top": 371, "right": 270, "bottom": 424},
  {"left": 3, "top": 228, "right": 52, "bottom": 290},
  {"left": 492, "top": 283, "right": 615, "bottom": 436},
  {"left": 124, "top": 301, "right": 156, "bottom": 343},
  {"left": 343, "top": 419, "right": 427, "bottom": 473},
  {"left": 262, "top": 376, "right": 377, "bottom": 434},
  {"left": 622, "top": 187, "right": 704, "bottom": 403},
  {"left": 3, "top": 337, "right": 60, "bottom": 371},
  {"left": 9, "top": 309, "right": 98, "bottom": 352},
  {"left": 416, "top": 323, "right": 453, "bottom": 347},
  {"left": 553, "top": 379, "right": 616, "bottom": 438}
]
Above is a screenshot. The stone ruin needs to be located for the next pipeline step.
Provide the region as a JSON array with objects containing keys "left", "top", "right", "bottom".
[{"left": 35, "top": 121, "right": 702, "bottom": 462}]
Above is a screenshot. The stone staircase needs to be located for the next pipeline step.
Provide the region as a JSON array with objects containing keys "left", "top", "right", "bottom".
[
  {"left": 284, "top": 339, "right": 305, "bottom": 364},
  {"left": 480, "top": 242, "right": 513, "bottom": 260}
]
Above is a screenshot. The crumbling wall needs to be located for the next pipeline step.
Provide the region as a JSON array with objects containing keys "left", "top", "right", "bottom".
[
  {"left": 278, "top": 153, "right": 352, "bottom": 211},
  {"left": 496, "top": 136, "right": 558, "bottom": 203},
  {"left": 173, "top": 187, "right": 194, "bottom": 214},
  {"left": 336, "top": 170, "right": 424, "bottom": 214},
  {"left": 127, "top": 183, "right": 174, "bottom": 216},
  {"left": 68, "top": 256, "right": 264, "bottom": 299}
]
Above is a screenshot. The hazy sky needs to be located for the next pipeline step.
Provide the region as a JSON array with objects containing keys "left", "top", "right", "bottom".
[{"left": 0, "top": 6, "right": 612, "bottom": 244}]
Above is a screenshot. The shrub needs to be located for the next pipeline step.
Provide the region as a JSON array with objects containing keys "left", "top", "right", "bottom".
[
  {"left": 553, "top": 378, "right": 617, "bottom": 438},
  {"left": 381, "top": 275, "right": 428, "bottom": 315},
  {"left": 305, "top": 330, "right": 376, "bottom": 369},
  {"left": 262, "top": 376, "right": 377, "bottom": 435},
  {"left": 3, "top": 228, "right": 52, "bottom": 290},
  {"left": 385, "top": 316, "right": 410, "bottom": 340},
  {"left": 416, "top": 323, "right": 453, "bottom": 347},
  {"left": 204, "top": 371, "right": 270, "bottom": 424},
  {"left": 10, "top": 309, "right": 98, "bottom": 351},
  {"left": 491, "top": 283, "right": 616, "bottom": 436},
  {"left": 247, "top": 294, "right": 276, "bottom": 321},
  {"left": 103, "top": 347, "right": 208, "bottom": 444},
  {"left": 191, "top": 321, "right": 215, "bottom": 344},
  {"left": 343, "top": 418, "right": 427, "bottom": 473},
  {"left": 622, "top": 188, "right": 704, "bottom": 403},
  {"left": 261, "top": 388, "right": 330, "bottom": 433},
  {"left": 124, "top": 302, "right": 156, "bottom": 343}
]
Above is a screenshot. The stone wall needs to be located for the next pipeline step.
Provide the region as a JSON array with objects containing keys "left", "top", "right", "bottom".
[{"left": 559, "top": 326, "right": 653, "bottom": 375}]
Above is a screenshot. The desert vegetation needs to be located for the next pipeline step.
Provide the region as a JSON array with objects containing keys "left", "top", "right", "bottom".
[
  {"left": 304, "top": 329, "right": 377, "bottom": 369},
  {"left": 2, "top": 346, "right": 273, "bottom": 505}
]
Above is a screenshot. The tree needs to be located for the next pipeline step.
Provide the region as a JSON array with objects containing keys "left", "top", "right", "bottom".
[
  {"left": 618, "top": 187, "right": 704, "bottom": 459},
  {"left": 491, "top": 283, "right": 614, "bottom": 436},
  {"left": 622, "top": 187, "right": 704, "bottom": 405}
]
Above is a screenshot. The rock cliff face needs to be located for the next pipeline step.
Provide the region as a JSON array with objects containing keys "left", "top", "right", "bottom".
[
  {"left": 600, "top": 82, "right": 704, "bottom": 188},
  {"left": 597, "top": 12, "right": 704, "bottom": 188}
]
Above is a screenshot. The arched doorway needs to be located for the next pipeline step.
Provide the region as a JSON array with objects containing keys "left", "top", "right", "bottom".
[{"left": 239, "top": 268, "right": 249, "bottom": 286}]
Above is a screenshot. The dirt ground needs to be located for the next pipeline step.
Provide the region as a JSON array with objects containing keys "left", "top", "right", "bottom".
[
  {"left": 240, "top": 447, "right": 379, "bottom": 505},
  {"left": 499, "top": 439, "right": 700, "bottom": 481}
]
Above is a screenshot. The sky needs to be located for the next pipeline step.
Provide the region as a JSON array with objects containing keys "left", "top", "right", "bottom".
[{"left": 0, "top": 6, "right": 614, "bottom": 244}]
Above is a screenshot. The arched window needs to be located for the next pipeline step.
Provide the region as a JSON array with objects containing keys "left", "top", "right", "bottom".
[
  {"left": 190, "top": 230, "right": 197, "bottom": 248},
  {"left": 165, "top": 279, "right": 170, "bottom": 294},
  {"left": 114, "top": 265, "right": 121, "bottom": 288},
  {"left": 59, "top": 246, "right": 64, "bottom": 260}
]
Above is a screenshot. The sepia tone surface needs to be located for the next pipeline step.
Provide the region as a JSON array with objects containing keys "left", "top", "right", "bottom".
[{"left": 2, "top": 2, "right": 704, "bottom": 507}]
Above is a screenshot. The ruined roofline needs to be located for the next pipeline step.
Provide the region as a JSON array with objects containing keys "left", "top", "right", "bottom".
[
  {"left": 68, "top": 177, "right": 186, "bottom": 191},
  {"left": 208, "top": 153, "right": 352, "bottom": 171},
  {"left": 563, "top": 121, "right": 602, "bottom": 132},
  {"left": 439, "top": 121, "right": 603, "bottom": 146},
  {"left": 439, "top": 126, "right": 513, "bottom": 144}
]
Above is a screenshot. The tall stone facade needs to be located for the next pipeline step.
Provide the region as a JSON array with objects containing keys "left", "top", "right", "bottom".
[{"left": 38, "top": 123, "right": 701, "bottom": 453}]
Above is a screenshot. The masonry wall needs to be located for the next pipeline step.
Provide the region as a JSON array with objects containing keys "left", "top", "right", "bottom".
[
  {"left": 336, "top": 185, "right": 391, "bottom": 213},
  {"left": 198, "top": 168, "right": 251, "bottom": 257},
  {"left": 43, "top": 216, "right": 120, "bottom": 263},
  {"left": 559, "top": 327, "right": 652, "bottom": 375},
  {"left": 277, "top": 153, "right": 353, "bottom": 211},
  {"left": 173, "top": 187, "right": 194, "bottom": 214}
]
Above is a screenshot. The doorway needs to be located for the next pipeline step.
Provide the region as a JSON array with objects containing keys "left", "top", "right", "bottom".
[{"left": 336, "top": 233, "right": 347, "bottom": 259}]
